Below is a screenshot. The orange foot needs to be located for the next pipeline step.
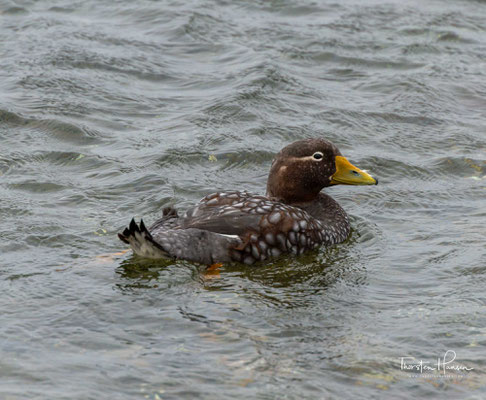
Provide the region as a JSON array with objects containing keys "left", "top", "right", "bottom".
[{"left": 203, "top": 263, "right": 223, "bottom": 279}]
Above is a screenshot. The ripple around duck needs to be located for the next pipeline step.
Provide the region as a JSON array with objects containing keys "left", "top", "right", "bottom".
[
  {"left": 355, "top": 111, "right": 443, "bottom": 127},
  {"left": 7, "top": 180, "right": 70, "bottom": 194},
  {"left": 427, "top": 156, "right": 485, "bottom": 179},
  {"left": 0, "top": 109, "right": 29, "bottom": 125},
  {"left": 191, "top": 63, "right": 308, "bottom": 123},
  {"left": 289, "top": 50, "right": 425, "bottom": 71},
  {"left": 0, "top": 109, "right": 102, "bottom": 145},
  {"left": 1, "top": 6, "right": 28, "bottom": 15},
  {"left": 181, "top": 11, "right": 238, "bottom": 43},
  {"left": 45, "top": 44, "right": 177, "bottom": 83},
  {"left": 360, "top": 156, "right": 432, "bottom": 181},
  {"left": 27, "top": 150, "right": 111, "bottom": 170},
  {"left": 217, "top": 150, "right": 275, "bottom": 172}
]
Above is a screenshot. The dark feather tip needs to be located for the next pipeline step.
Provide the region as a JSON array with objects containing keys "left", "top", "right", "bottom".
[
  {"left": 129, "top": 218, "right": 138, "bottom": 233},
  {"left": 118, "top": 233, "right": 129, "bottom": 244}
]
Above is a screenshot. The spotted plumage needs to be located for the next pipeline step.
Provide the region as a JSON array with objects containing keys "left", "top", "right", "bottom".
[{"left": 119, "top": 138, "right": 377, "bottom": 265}]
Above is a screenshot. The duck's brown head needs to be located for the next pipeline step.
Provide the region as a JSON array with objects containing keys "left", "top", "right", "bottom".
[{"left": 266, "top": 138, "right": 377, "bottom": 204}]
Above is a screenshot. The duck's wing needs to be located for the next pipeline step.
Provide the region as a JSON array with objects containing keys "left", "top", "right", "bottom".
[
  {"left": 177, "top": 191, "right": 279, "bottom": 236},
  {"left": 179, "top": 191, "right": 323, "bottom": 241}
]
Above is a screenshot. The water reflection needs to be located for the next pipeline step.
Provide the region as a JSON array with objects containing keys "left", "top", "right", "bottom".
[
  {"left": 115, "top": 237, "right": 369, "bottom": 313},
  {"left": 115, "top": 257, "right": 198, "bottom": 291}
]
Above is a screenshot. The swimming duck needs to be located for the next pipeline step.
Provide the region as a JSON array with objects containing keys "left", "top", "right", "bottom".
[{"left": 119, "top": 138, "right": 377, "bottom": 265}]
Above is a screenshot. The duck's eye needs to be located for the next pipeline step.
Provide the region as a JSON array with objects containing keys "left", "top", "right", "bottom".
[{"left": 312, "top": 152, "right": 323, "bottom": 160}]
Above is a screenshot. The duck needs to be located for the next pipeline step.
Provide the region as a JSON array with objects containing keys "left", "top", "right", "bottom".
[{"left": 118, "top": 138, "right": 377, "bottom": 265}]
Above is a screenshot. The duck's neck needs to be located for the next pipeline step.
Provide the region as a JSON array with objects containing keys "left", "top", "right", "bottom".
[{"left": 291, "top": 193, "right": 351, "bottom": 244}]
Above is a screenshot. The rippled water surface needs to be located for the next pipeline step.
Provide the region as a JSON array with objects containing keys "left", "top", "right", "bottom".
[{"left": 1, "top": 0, "right": 486, "bottom": 398}]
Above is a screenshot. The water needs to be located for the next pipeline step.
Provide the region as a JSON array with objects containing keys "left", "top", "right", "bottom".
[{"left": 1, "top": 0, "right": 485, "bottom": 398}]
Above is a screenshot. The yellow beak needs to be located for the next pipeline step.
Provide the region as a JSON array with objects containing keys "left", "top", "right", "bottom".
[{"left": 330, "top": 156, "right": 378, "bottom": 185}]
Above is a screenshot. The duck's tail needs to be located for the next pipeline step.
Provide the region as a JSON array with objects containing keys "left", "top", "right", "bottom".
[{"left": 118, "top": 218, "right": 171, "bottom": 259}]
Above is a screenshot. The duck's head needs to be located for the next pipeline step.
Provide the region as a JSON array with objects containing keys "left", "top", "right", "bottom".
[{"left": 266, "top": 138, "right": 377, "bottom": 203}]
